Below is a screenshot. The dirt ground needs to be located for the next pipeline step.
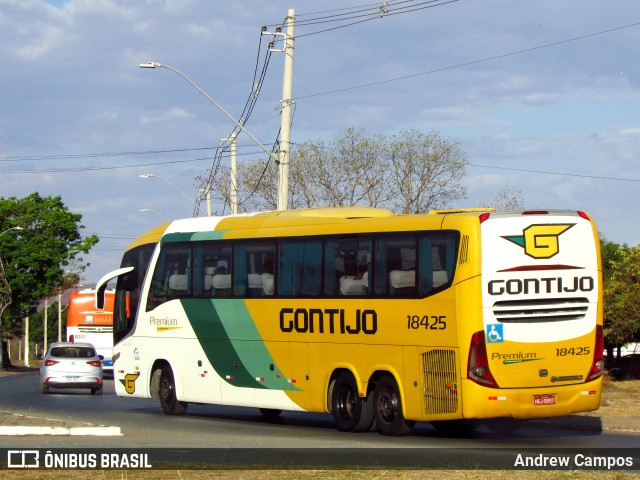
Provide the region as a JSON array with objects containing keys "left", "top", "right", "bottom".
[{"left": 579, "top": 377, "right": 640, "bottom": 418}]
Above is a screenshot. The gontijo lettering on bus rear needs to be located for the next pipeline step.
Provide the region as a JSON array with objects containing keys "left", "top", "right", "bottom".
[{"left": 488, "top": 276, "right": 595, "bottom": 295}]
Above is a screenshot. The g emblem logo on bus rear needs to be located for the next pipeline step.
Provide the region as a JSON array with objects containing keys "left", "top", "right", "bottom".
[
  {"left": 121, "top": 373, "right": 139, "bottom": 394},
  {"left": 502, "top": 224, "right": 574, "bottom": 259}
]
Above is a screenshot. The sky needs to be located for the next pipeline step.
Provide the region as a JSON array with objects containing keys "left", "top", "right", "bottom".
[{"left": 1, "top": 0, "right": 639, "bottom": 284}]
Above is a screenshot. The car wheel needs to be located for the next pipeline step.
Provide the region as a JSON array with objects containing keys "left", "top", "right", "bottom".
[
  {"left": 40, "top": 383, "right": 49, "bottom": 394},
  {"left": 91, "top": 387, "right": 103, "bottom": 396}
]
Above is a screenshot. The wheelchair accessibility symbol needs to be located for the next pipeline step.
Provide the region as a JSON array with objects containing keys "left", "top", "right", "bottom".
[{"left": 486, "top": 324, "right": 504, "bottom": 344}]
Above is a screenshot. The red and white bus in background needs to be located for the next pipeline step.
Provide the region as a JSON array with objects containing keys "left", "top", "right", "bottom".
[{"left": 67, "top": 289, "right": 115, "bottom": 371}]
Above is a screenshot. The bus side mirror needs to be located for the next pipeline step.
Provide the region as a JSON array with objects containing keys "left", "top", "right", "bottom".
[
  {"left": 96, "top": 282, "right": 107, "bottom": 310},
  {"left": 94, "top": 266, "right": 135, "bottom": 310}
]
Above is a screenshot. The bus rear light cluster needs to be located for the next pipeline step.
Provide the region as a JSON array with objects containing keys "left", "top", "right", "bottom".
[
  {"left": 467, "top": 330, "right": 499, "bottom": 388},
  {"left": 586, "top": 325, "right": 605, "bottom": 382}
]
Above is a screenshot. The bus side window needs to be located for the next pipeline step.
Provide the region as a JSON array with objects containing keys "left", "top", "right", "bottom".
[
  {"left": 279, "top": 241, "right": 322, "bottom": 296},
  {"left": 147, "top": 243, "right": 191, "bottom": 309},
  {"left": 417, "top": 232, "right": 458, "bottom": 296}
]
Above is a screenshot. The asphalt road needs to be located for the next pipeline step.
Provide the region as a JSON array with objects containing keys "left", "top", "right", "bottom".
[{"left": 1, "top": 370, "right": 638, "bottom": 451}]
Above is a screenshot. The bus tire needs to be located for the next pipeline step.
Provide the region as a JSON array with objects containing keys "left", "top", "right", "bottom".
[
  {"left": 331, "top": 371, "right": 374, "bottom": 432},
  {"left": 159, "top": 364, "right": 187, "bottom": 415},
  {"left": 373, "top": 375, "right": 414, "bottom": 436}
]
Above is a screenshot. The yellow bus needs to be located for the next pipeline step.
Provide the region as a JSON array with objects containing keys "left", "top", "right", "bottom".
[{"left": 96, "top": 207, "right": 604, "bottom": 435}]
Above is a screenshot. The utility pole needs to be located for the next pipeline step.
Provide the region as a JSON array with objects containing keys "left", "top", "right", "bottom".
[
  {"left": 229, "top": 133, "right": 238, "bottom": 215},
  {"left": 277, "top": 9, "right": 295, "bottom": 211}
]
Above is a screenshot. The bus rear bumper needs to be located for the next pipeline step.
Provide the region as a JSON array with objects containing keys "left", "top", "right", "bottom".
[{"left": 460, "top": 377, "right": 602, "bottom": 420}]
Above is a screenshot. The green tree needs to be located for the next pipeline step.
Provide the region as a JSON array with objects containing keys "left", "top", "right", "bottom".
[
  {"left": 602, "top": 243, "right": 640, "bottom": 355},
  {"left": 28, "top": 298, "right": 67, "bottom": 352},
  {"left": 0, "top": 193, "right": 98, "bottom": 366}
]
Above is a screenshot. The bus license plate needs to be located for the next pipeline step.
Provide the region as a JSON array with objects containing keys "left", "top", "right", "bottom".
[{"left": 533, "top": 394, "right": 556, "bottom": 405}]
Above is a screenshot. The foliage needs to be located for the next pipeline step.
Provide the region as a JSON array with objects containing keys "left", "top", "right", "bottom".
[
  {"left": 0, "top": 193, "right": 98, "bottom": 335},
  {"left": 602, "top": 242, "right": 640, "bottom": 349},
  {"left": 28, "top": 299, "right": 67, "bottom": 348},
  {"left": 199, "top": 128, "right": 469, "bottom": 214}
]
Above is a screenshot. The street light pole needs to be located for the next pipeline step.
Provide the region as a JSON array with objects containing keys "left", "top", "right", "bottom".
[
  {"left": 139, "top": 208, "right": 169, "bottom": 221},
  {"left": 139, "top": 62, "right": 278, "bottom": 166},
  {"left": 139, "top": 61, "right": 284, "bottom": 212},
  {"left": 139, "top": 173, "right": 199, "bottom": 211},
  {"left": 220, "top": 134, "right": 239, "bottom": 215}
]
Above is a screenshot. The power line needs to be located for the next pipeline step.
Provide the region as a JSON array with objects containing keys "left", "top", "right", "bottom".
[
  {"left": 469, "top": 163, "right": 640, "bottom": 183},
  {"left": 295, "top": 0, "right": 460, "bottom": 38},
  {"left": 0, "top": 146, "right": 217, "bottom": 163},
  {"left": 295, "top": 21, "right": 640, "bottom": 99},
  {"left": 2, "top": 156, "right": 211, "bottom": 174},
  {"left": 2, "top": 147, "right": 272, "bottom": 175}
]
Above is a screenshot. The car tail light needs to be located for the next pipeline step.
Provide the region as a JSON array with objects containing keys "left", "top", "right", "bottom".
[
  {"left": 86, "top": 360, "right": 102, "bottom": 367},
  {"left": 586, "top": 325, "right": 605, "bottom": 382},
  {"left": 467, "top": 330, "right": 499, "bottom": 388},
  {"left": 44, "top": 360, "right": 59, "bottom": 367}
]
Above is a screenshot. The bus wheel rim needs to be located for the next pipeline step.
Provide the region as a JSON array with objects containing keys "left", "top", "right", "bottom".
[{"left": 378, "top": 387, "right": 398, "bottom": 423}]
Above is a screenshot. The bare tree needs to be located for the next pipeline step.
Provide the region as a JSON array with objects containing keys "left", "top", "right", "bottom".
[
  {"left": 386, "top": 130, "right": 467, "bottom": 214},
  {"left": 198, "top": 128, "right": 468, "bottom": 214},
  {"left": 478, "top": 186, "right": 525, "bottom": 211}
]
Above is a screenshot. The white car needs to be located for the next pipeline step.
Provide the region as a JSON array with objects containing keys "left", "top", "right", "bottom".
[{"left": 39, "top": 342, "right": 104, "bottom": 395}]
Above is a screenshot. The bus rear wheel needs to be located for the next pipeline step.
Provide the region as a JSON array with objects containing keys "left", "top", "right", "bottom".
[
  {"left": 159, "top": 364, "right": 187, "bottom": 415},
  {"left": 331, "top": 371, "right": 374, "bottom": 432},
  {"left": 373, "top": 375, "right": 414, "bottom": 436}
]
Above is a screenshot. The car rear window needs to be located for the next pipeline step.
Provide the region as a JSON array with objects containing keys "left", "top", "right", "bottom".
[{"left": 50, "top": 347, "right": 96, "bottom": 358}]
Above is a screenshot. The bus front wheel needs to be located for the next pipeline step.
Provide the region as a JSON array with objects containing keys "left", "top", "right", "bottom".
[
  {"left": 159, "top": 364, "right": 187, "bottom": 415},
  {"left": 330, "top": 371, "right": 374, "bottom": 432},
  {"left": 373, "top": 375, "right": 414, "bottom": 436}
]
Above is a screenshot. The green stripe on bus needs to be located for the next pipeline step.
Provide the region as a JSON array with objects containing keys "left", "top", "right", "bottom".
[
  {"left": 182, "top": 299, "right": 296, "bottom": 391},
  {"left": 162, "top": 231, "right": 226, "bottom": 244}
]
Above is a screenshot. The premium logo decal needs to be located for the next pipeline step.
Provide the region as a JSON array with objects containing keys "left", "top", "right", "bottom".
[{"left": 502, "top": 224, "right": 574, "bottom": 259}]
